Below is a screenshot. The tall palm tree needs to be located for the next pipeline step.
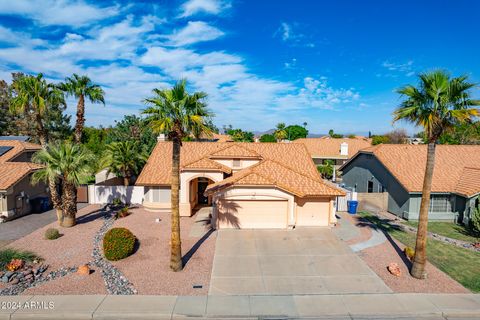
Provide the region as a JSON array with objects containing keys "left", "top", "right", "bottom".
[
  {"left": 59, "top": 74, "right": 105, "bottom": 143},
  {"left": 274, "top": 122, "right": 287, "bottom": 141},
  {"left": 101, "top": 141, "right": 148, "bottom": 186},
  {"left": 10, "top": 74, "right": 65, "bottom": 223},
  {"left": 32, "top": 142, "right": 94, "bottom": 227},
  {"left": 142, "top": 79, "right": 212, "bottom": 272},
  {"left": 393, "top": 70, "right": 480, "bottom": 279}
]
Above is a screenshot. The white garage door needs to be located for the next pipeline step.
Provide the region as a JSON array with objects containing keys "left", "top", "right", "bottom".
[{"left": 217, "top": 199, "right": 288, "bottom": 229}]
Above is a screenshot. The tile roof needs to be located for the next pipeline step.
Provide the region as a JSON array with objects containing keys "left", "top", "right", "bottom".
[
  {"left": 293, "top": 137, "right": 372, "bottom": 159},
  {"left": 183, "top": 157, "right": 232, "bottom": 173},
  {"left": 136, "top": 141, "right": 344, "bottom": 197},
  {"left": 0, "top": 162, "right": 43, "bottom": 190},
  {"left": 206, "top": 160, "right": 345, "bottom": 197},
  {"left": 0, "top": 140, "right": 42, "bottom": 162},
  {"left": 210, "top": 144, "right": 260, "bottom": 158},
  {"left": 342, "top": 144, "right": 480, "bottom": 196}
]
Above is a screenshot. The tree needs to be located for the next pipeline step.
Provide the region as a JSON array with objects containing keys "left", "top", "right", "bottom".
[
  {"left": 105, "top": 115, "right": 156, "bottom": 154},
  {"left": 101, "top": 141, "right": 148, "bottom": 186},
  {"left": 274, "top": 122, "right": 287, "bottom": 141},
  {"left": 284, "top": 124, "right": 308, "bottom": 140},
  {"left": 260, "top": 133, "right": 276, "bottom": 142},
  {"left": 10, "top": 73, "right": 66, "bottom": 222},
  {"left": 303, "top": 122, "right": 307, "bottom": 128},
  {"left": 32, "top": 142, "right": 94, "bottom": 227},
  {"left": 393, "top": 70, "right": 480, "bottom": 279},
  {"left": 317, "top": 160, "right": 334, "bottom": 179},
  {"left": 437, "top": 121, "right": 480, "bottom": 145},
  {"left": 143, "top": 79, "right": 212, "bottom": 272},
  {"left": 226, "top": 128, "right": 254, "bottom": 142},
  {"left": 59, "top": 74, "right": 105, "bottom": 143},
  {"left": 328, "top": 129, "right": 343, "bottom": 138},
  {"left": 386, "top": 128, "right": 408, "bottom": 144},
  {"left": 371, "top": 135, "right": 390, "bottom": 145}
]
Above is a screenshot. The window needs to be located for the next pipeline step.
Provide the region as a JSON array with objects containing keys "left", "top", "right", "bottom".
[
  {"left": 233, "top": 159, "right": 241, "bottom": 167},
  {"left": 429, "top": 195, "right": 452, "bottom": 213},
  {"left": 367, "top": 181, "right": 374, "bottom": 193}
]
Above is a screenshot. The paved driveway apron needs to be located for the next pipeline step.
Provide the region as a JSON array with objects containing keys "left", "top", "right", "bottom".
[{"left": 209, "top": 228, "right": 391, "bottom": 295}]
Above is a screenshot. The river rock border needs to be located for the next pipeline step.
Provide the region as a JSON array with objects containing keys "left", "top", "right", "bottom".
[{"left": 91, "top": 206, "right": 137, "bottom": 295}]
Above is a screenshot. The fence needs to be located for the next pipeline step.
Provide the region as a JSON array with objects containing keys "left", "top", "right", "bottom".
[
  {"left": 336, "top": 187, "right": 356, "bottom": 212},
  {"left": 88, "top": 185, "right": 145, "bottom": 205}
]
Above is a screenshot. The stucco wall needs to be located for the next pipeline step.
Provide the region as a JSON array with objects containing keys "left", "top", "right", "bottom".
[
  {"left": 407, "top": 194, "right": 456, "bottom": 221},
  {"left": 4, "top": 174, "right": 47, "bottom": 218},
  {"left": 341, "top": 153, "right": 410, "bottom": 217},
  {"left": 213, "top": 158, "right": 260, "bottom": 171}
]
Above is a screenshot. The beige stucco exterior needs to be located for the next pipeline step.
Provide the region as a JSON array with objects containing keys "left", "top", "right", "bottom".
[
  {"left": 212, "top": 158, "right": 260, "bottom": 172},
  {"left": 295, "top": 197, "right": 331, "bottom": 226}
]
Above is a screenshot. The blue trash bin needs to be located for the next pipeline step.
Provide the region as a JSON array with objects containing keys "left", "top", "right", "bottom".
[{"left": 347, "top": 200, "right": 358, "bottom": 214}]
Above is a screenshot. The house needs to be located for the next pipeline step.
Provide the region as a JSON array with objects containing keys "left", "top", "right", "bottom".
[
  {"left": 0, "top": 139, "right": 47, "bottom": 220},
  {"left": 339, "top": 144, "right": 480, "bottom": 223},
  {"left": 293, "top": 137, "right": 372, "bottom": 167},
  {"left": 136, "top": 142, "right": 344, "bottom": 229}
]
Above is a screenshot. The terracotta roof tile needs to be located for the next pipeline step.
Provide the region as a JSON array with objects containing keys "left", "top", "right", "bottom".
[
  {"left": 293, "top": 137, "right": 372, "bottom": 158},
  {"left": 0, "top": 140, "right": 41, "bottom": 162},
  {"left": 454, "top": 167, "right": 480, "bottom": 197},
  {"left": 0, "top": 162, "right": 43, "bottom": 190},
  {"left": 210, "top": 144, "right": 260, "bottom": 158},
  {"left": 136, "top": 142, "right": 343, "bottom": 197},
  {"left": 345, "top": 144, "right": 480, "bottom": 195},
  {"left": 183, "top": 157, "right": 232, "bottom": 173}
]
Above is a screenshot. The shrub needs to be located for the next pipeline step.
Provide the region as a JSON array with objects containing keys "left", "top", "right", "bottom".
[
  {"left": 103, "top": 228, "right": 136, "bottom": 261},
  {"left": 115, "top": 206, "right": 131, "bottom": 219},
  {"left": 45, "top": 228, "right": 61, "bottom": 240},
  {"left": 111, "top": 198, "right": 123, "bottom": 207},
  {"left": 471, "top": 205, "right": 480, "bottom": 234},
  {"left": 0, "top": 248, "right": 38, "bottom": 270},
  {"left": 404, "top": 247, "right": 415, "bottom": 260},
  {"left": 6, "top": 259, "right": 24, "bottom": 271}
]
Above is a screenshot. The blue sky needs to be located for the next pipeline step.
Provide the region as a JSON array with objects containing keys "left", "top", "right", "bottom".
[{"left": 0, "top": 0, "right": 479, "bottom": 135}]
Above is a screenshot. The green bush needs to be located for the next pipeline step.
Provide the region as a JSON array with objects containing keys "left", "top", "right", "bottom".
[
  {"left": 0, "top": 248, "right": 39, "bottom": 270},
  {"left": 115, "top": 206, "right": 131, "bottom": 219},
  {"left": 111, "top": 198, "right": 123, "bottom": 207},
  {"left": 103, "top": 228, "right": 136, "bottom": 261},
  {"left": 471, "top": 205, "right": 480, "bottom": 234},
  {"left": 44, "top": 228, "right": 61, "bottom": 240}
]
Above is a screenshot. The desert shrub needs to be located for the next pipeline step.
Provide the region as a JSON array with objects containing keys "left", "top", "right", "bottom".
[
  {"left": 111, "top": 198, "right": 123, "bottom": 207},
  {"left": 115, "top": 206, "right": 131, "bottom": 219},
  {"left": 404, "top": 247, "right": 415, "bottom": 260},
  {"left": 44, "top": 228, "right": 61, "bottom": 240},
  {"left": 103, "top": 228, "right": 136, "bottom": 261},
  {"left": 0, "top": 248, "right": 38, "bottom": 270}
]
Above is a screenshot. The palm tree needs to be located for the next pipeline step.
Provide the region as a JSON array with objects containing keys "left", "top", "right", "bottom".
[
  {"left": 274, "top": 122, "right": 287, "bottom": 141},
  {"left": 59, "top": 74, "right": 105, "bottom": 143},
  {"left": 10, "top": 74, "right": 65, "bottom": 223},
  {"left": 101, "top": 141, "right": 147, "bottom": 186},
  {"left": 393, "top": 70, "right": 480, "bottom": 279},
  {"left": 142, "top": 79, "right": 212, "bottom": 272},
  {"left": 32, "top": 142, "right": 94, "bottom": 227}
]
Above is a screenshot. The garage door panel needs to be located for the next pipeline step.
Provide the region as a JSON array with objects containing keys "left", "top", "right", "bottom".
[
  {"left": 218, "top": 200, "right": 287, "bottom": 229},
  {"left": 296, "top": 199, "right": 330, "bottom": 226}
]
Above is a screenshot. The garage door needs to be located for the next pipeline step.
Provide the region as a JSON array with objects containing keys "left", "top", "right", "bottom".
[
  {"left": 217, "top": 199, "right": 288, "bottom": 229},
  {"left": 296, "top": 199, "right": 330, "bottom": 226}
]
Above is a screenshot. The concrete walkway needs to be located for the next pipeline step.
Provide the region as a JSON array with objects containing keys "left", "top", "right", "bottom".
[
  {"left": 350, "top": 228, "right": 387, "bottom": 252},
  {"left": 0, "top": 204, "right": 88, "bottom": 241},
  {"left": 1, "top": 293, "right": 479, "bottom": 319},
  {"left": 332, "top": 211, "right": 360, "bottom": 241},
  {"left": 188, "top": 206, "right": 212, "bottom": 238}
]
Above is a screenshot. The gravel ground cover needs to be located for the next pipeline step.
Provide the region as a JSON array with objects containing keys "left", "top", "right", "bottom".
[{"left": 2, "top": 205, "right": 216, "bottom": 295}]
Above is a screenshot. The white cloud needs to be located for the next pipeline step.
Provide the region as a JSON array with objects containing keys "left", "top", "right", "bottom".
[
  {"left": 165, "top": 21, "right": 224, "bottom": 46},
  {"left": 279, "top": 22, "right": 292, "bottom": 41},
  {"left": 0, "top": 0, "right": 119, "bottom": 27},
  {"left": 179, "top": 0, "right": 231, "bottom": 17},
  {"left": 381, "top": 60, "right": 415, "bottom": 77}
]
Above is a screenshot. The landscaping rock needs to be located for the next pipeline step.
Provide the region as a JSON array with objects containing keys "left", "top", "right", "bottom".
[
  {"left": 77, "top": 265, "right": 90, "bottom": 275},
  {"left": 387, "top": 262, "right": 401, "bottom": 277},
  {"left": 10, "top": 279, "right": 19, "bottom": 285}
]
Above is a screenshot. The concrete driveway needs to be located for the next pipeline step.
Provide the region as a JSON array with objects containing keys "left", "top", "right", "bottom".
[{"left": 209, "top": 228, "right": 391, "bottom": 295}]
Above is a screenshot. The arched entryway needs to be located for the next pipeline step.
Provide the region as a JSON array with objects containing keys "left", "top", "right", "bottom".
[{"left": 189, "top": 177, "right": 215, "bottom": 208}]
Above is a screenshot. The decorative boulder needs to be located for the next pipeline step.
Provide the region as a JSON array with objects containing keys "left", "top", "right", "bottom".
[
  {"left": 77, "top": 265, "right": 90, "bottom": 276},
  {"left": 387, "top": 262, "right": 401, "bottom": 277}
]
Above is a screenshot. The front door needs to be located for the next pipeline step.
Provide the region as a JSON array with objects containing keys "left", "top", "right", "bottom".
[{"left": 197, "top": 181, "right": 209, "bottom": 205}]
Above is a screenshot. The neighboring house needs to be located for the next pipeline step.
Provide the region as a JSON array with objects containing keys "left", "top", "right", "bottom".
[
  {"left": 136, "top": 142, "right": 344, "bottom": 229},
  {"left": 293, "top": 137, "right": 372, "bottom": 167},
  {"left": 0, "top": 139, "right": 47, "bottom": 220},
  {"left": 339, "top": 144, "right": 480, "bottom": 223},
  {"left": 194, "top": 132, "right": 233, "bottom": 142}
]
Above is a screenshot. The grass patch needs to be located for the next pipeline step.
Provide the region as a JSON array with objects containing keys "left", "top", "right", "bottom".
[
  {"left": 0, "top": 248, "right": 39, "bottom": 271},
  {"left": 404, "top": 221, "right": 479, "bottom": 243},
  {"left": 358, "top": 211, "right": 480, "bottom": 293}
]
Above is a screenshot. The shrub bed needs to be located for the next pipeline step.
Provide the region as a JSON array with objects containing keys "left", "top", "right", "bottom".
[
  {"left": 45, "top": 228, "right": 61, "bottom": 240},
  {"left": 103, "top": 228, "right": 136, "bottom": 261}
]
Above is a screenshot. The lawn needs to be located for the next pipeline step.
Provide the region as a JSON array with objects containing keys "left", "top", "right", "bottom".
[
  {"left": 404, "top": 220, "right": 479, "bottom": 243},
  {"left": 359, "top": 211, "right": 480, "bottom": 293}
]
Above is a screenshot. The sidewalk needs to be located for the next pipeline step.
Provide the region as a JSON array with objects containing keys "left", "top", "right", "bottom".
[{"left": 1, "top": 293, "right": 479, "bottom": 319}]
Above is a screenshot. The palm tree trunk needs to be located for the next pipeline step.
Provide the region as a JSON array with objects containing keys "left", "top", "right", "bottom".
[
  {"left": 123, "top": 176, "right": 129, "bottom": 187},
  {"left": 74, "top": 94, "right": 85, "bottom": 143},
  {"left": 61, "top": 182, "right": 77, "bottom": 228},
  {"left": 35, "top": 112, "right": 63, "bottom": 225},
  {"left": 411, "top": 142, "right": 436, "bottom": 279},
  {"left": 170, "top": 136, "right": 183, "bottom": 271}
]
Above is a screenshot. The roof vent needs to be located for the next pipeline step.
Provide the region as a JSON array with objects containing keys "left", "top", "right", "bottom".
[{"left": 340, "top": 142, "right": 348, "bottom": 156}]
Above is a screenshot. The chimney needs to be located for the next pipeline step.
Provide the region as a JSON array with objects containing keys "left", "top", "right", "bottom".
[
  {"left": 157, "top": 134, "right": 166, "bottom": 142},
  {"left": 340, "top": 142, "right": 348, "bottom": 156}
]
